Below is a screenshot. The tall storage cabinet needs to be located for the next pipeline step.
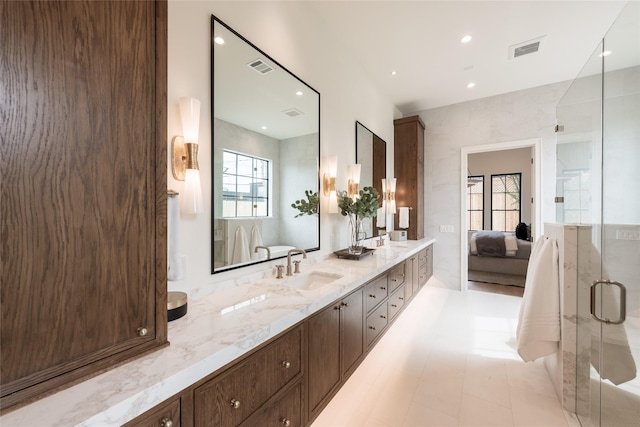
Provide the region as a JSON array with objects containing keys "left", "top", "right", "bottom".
[
  {"left": 393, "top": 116, "right": 425, "bottom": 240},
  {"left": 0, "top": 0, "right": 168, "bottom": 410}
]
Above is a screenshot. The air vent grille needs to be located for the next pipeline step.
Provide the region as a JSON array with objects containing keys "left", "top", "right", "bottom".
[
  {"left": 282, "top": 108, "right": 304, "bottom": 118},
  {"left": 247, "top": 58, "right": 274, "bottom": 74},
  {"left": 508, "top": 36, "right": 546, "bottom": 60}
]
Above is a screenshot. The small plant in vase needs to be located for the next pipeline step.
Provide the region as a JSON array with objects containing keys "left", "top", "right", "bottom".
[
  {"left": 337, "top": 186, "right": 380, "bottom": 254},
  {"left": 291, "top": 190, "right": 319, "bottom": 218}
]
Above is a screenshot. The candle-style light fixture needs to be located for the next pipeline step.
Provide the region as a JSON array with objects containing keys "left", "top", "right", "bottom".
[{"left": 172, "top": 97, "right": 203, "bottom": 214}]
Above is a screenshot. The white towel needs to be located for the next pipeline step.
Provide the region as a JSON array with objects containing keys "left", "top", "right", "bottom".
[
  {"left": 250, "top": 225, "right": 264, "bottom": 260},
  {"left": 376, "top": 207, "right": 386, "bottom": 228},
  {"left": 516, "top": 236, "right": 560, "bottom": 362},
  {"left": 398, "top": 207, "right": 409, "bottom": 229},
  {"left": 167, "top": 195, "right": 185, "bottom": 281},
  {"left": 232, "top": 226, "right": 250, "bottom": 264}
]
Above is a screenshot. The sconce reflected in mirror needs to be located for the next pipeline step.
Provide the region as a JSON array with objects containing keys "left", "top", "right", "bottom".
[
  {"left": 347, "top": 164, "right": 361, "bottom": 199},
  {"left": 172, "top": 97, "right": 203, "bottom": 214},
  {"left": 323, "top": 156, "right": 338, "bottom": 213},
  {"left": 382, "top": 177, "right": 397, "bottom": 214}
]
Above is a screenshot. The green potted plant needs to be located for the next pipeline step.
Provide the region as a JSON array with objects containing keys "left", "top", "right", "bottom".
[
  {"left": 337, "top": 186, "right": 380, "bottom": 254},
  {"left": 291, "top": 190, "right": 319, "bottom": 217}
]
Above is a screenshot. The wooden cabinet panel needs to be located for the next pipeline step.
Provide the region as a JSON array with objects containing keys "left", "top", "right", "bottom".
[
  {"left": 194, "top": 326, "right": 302, "bottom": 427},
  {"left": 307, "top": 305, "right": 341, "bottom": 417},
  {"left": 388, "top": 285, "right": 406, "bottom": 321},
  {"left": 244, "top": 382, "right": 302, "bottom": 427},
  {"left": 405, "top": 256, "right": 416, "bottom": 300},
  {"left": 341, "top": 287, "right": 364, "bottom": 377},
  {"left": 365, "top": 275, "right": 388, "bottom": 313},
  {"left": 125, "top": 398, "right": 180, "bottom": 427},
  {"left": 366, "top": 303, "right": 388, "bottom": 348},
  {"left": 388, "top": 262, "right": 406, "bottom": 293},
  {"left": 394, "top": 116, "right": 425, "bottom": 240},
  {"left": 426, "top": 245, "right": 434, "bottom": 281},
  {"left": 0, "top": 0, "right": 167, "bottom": 410}
]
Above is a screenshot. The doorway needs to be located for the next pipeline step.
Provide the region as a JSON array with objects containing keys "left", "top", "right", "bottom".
[{"left": 460, "top": 139, "right": 541, "bottom": 292}]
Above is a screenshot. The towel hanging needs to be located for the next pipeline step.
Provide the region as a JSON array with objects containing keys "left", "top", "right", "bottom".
[
  {"left": 167, "top": 193, "right": 185, "bottom": 281},
  {"left": 232, "top": 226, "right": 250, "bottom": 264},
  {"left": 398, "top": 207, "right": 410, "bottom": 229},
  {"left": 250, "top": 225, "right": 264, "bottom": 260}
]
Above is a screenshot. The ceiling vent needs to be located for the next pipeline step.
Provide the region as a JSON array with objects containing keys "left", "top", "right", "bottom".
[
  {"left": 508, "top": 36, "right": 546, "bottom": 60},
  {"left": 247, "top": 58, "right": 274, "bottom": 75},
  {"left": 282, "top": 108, "right": 304, "bottom": 118}
]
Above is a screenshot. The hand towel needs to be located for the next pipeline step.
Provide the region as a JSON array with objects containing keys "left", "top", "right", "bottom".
[
  {"left": 398, "top": 207, "right": 409, "bottom": 229},
  {"left": 167, "top": 195, "right": 185, "bottom": 281},
  {"left": 376, "top": 207, "right": 386, "bottom": 228},
  {"left": 516, "top": 236, "right": 560, "bottom": 362},
  {"left": 232, "top": 226, "right": 250, "bottom": 264},
  {"left": 250, "top": 225, "right": 264, "bottom": 260}
]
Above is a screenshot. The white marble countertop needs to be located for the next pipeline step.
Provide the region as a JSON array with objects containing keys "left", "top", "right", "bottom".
[{"left": 1, "top": 239, "right": 434, "bottom": 427}]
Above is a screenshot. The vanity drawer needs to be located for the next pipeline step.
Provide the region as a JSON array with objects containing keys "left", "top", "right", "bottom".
[
  {"left": 194, "top": 325, "right": 303, "bottom": 427},
  {"left": 366, "top": 303, "right": 388, "bottom": 347},
  {"left": 418, "top": 248, "right": 428, "bottom": 267},
  {"left": 243, "top": 382, "right": 302, "bottom": 427},
  {"left": 125, "top": 397, "right": 180, "bottom": 427},
  {"left": 418, "top": 263, "right": 429, "bottom": 286},
  {"left": 387, "top": 262, "right": 406, "bottom": 293},
  {"left": 388, "top": 285, "right": 406, "bottom": 321},
  {"left": 365, "top": 275, "right": 388, "bottom": 313}
]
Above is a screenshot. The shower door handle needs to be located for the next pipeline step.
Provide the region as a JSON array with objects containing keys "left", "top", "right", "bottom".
[{"left": 590, "top": 279, "right": 626, "bottom": 325}]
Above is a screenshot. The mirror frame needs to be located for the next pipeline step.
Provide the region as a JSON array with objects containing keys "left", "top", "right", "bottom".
[
  {"left": 211, "top": 16, "right": 321, "bottom": 274},
  {"left": 355, "top": 121, "right": 387, "bottom": 239}
]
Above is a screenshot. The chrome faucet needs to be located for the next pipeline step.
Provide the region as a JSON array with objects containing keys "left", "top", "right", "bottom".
[
  {"left": 286, "top": 249, "right": 307, "bottom": 276},
  {"left": 254, "top": 245, "right": 271, "bottom": 259}
]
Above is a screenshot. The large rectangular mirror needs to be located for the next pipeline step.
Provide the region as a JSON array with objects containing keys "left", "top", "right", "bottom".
[
  {"left": 211, "top": 16, "right": 320, "bottom": 273},
  {"left": 355, "top": 121, "right": 386, "bottom": 239}
]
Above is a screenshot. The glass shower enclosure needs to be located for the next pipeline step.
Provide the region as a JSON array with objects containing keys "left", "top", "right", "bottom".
[{"left": 555, "top": 2, "right": 639, "bottom": 426}]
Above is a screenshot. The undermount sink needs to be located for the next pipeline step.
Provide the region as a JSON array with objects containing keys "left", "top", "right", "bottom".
[{"left": 281, "top": 271, "right": 343, "bottom": 291}]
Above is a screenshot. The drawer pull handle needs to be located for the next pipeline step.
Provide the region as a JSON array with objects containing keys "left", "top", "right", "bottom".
[
  {"left": 281, "top": 360, "right": 291, "bottom": 369},
  {"left": 391, "top": 304, "right": 397, "bottom": 308},
  {"left": 160, "top": 418, "right": 173, "bottom": 427},
  {"left": 230, "top": 398, "right": 241, "bottom": 409},
  {"left": 369, "top": 326, "right": 376, "bottom": 330},
  {"left": 381, "top": 286, "right": 387, "bottom": 290},
  {"left": 341, "top": 302, "right": 350, "bottom": 307},
  {"left": 281, "top": 418, "right": 291, "bottom": 426},
  {"left": 399, "top": 297, "right": 404, "bottom": 300},
  {"left": 380, "top": 315, "right": 386, "bottom": 319},
  {"left": 369, "top": 294, "right": 376, "bottom": 298},
  {"left": 334, "top": 305, "right": 340, "bottom": 310},
  {"left": 137, "top": 327, "right": 148, "bottom": 337}
]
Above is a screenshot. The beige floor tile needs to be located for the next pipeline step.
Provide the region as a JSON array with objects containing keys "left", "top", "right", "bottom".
[{"left": 458, "top": 393, "right": 515, "bottom": 427}]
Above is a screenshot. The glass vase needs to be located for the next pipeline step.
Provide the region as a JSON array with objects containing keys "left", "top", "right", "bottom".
[{"left": 348, "top": 214, "right": 365, "bottom": 255}]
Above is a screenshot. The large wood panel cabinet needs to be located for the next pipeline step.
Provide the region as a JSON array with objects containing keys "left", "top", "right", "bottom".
[
  {"left": 0, "top": 0, "right": 168, "bottom": 410},
  {"left": 394, "top": 115, "right": 425, "bottom": 240}
]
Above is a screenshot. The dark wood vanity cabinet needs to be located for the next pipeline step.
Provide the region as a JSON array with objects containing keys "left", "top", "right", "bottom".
[
  {"left": 394, "top": 115, "right": 425, "bottom": 240},
  {"left": 125, "top": 397, "right": 181, "bottom": 427},
  {"left": 0, "top": 0, "right": 168, "bottom": 410},
  {"left": 194, "top": 325, "right": 303, "bottom": 427},
  {"left": 307, "top": 287, "right": 364, "bottom": 421},
  {"left": 417, "top": 245, "right": 434, "bottom": 286}
]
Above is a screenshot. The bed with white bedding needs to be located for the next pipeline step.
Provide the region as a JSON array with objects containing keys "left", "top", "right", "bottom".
[{"left": 468, "top": 230, "right": 532, "bottom": 286}]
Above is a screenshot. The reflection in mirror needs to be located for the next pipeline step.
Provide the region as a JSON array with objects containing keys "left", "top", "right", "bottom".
[
  {"left": 355, "top": 121, "right": 386, "bottom": 239},
  {"left": 211, "top": 16, "right": 320, "bottom": 273}
]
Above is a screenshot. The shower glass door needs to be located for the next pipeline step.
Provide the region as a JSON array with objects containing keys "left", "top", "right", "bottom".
[{"left": 557, "top": 2, "right": 639, "bottom": 426}]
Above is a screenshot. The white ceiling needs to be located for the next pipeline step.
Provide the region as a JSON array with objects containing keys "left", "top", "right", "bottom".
[{"left": 307, "top": 0, "right": 630, "bottom": 113}]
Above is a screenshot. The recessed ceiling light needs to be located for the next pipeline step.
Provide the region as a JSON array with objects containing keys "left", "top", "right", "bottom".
[
  {"left": 466, "top": 82, "right": 476, "bottom": 88},
  {"left": 296, "top": 90, "right": 303, "bottom": 96},
  {"left": 391, "top": 70, "right": 397, "bottom": 76},
  {"left": 599, "top": 50, "right": 612, "bottom": 57},
  {"left": 461, "top": 35, "right": 472, "bottom": 43},
  {"left": 214, "top": 36, "right": 225, "bottom": 45}
]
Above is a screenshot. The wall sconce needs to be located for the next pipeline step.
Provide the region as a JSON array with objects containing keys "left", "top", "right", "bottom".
[
  {"left": 382, "top": 177, "right": 397, "bottom": 214},
  {"left": 347, "top": 164, "right": 361, "bottom": 199},
  {"left": 172, "top": 97, "right": 203, "bottom": 214},
  {"left": 323, "top": 156, "right": 337, "bottom": 197}
]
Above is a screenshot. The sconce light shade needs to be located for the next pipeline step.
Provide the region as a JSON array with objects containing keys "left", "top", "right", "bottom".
[
  {"left": 182, "top": 169, "right": 203, "bottom": 213},
  {"left": 382, "top": 177, "right": 397, "bottom": 214},
  {"left": 179, "top": 97, "right": 201, "bottom": 143},
  {"left": 323, "top": 156, "right": 337, "bottom": 196}
]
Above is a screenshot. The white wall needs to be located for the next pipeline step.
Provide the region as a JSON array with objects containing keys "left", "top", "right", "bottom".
[
  {"left": 416, "top": 81, "right": 571, "bottom": 290},
  {"left": 168, "top": 0, "right": 400, "bottom": 293}
]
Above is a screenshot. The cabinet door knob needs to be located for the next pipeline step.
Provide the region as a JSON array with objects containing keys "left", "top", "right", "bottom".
[
  {"left": 399, "top": 297, "right": 404, "bottom": 300},
  {"left": 137, "top": 327, "right": 148, "bottom": 337},
  {"left": 230, "top": 398, "right": 241, "bottom": 409},
  {"left": 280, "top": 418, "right": 291, "bottom": 426},
  {"left": 341, "top": 302, "right": 349, "bottom": 307},
  {"left": 391, "top": 304, "right": 397, "bottom": 308},
  {"left": 160, "top": 417, "right": 173, "bottom": 427},
  {"left": 369, "top": 294, "right": 376, "bottom": 298},
  {"left": 281, "top": 360, "right": 291, "bottom": 369},
  {"left": 380, "top": 315, "right": 386, "bottom": 319},
  {"left": 369, "top": 326, "right": 376, "bottom": 330}
]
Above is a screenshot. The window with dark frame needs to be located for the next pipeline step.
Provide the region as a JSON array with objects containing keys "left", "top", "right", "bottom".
[
  {"left": 467, "top": 175, "right": 484, "bottom": 231},
  {"left": 491, "top": 173, "right": 521, "bottom": 232},
  {"left": 222, "top": 150, "right": 270, "bottom": 218}
]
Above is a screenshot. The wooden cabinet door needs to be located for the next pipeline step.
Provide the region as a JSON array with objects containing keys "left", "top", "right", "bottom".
[
  {"left": 307, "top": 302, "right": 341, "bottom": 418},
  {"left": 341, "top": 287, "right": 364, "bottom": 378},
  {"left": 405, "top": 256, "right": 416, "bottom": 301},
  {"left": 0, "top": 0, "right": 167, "bottom": 410}
]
